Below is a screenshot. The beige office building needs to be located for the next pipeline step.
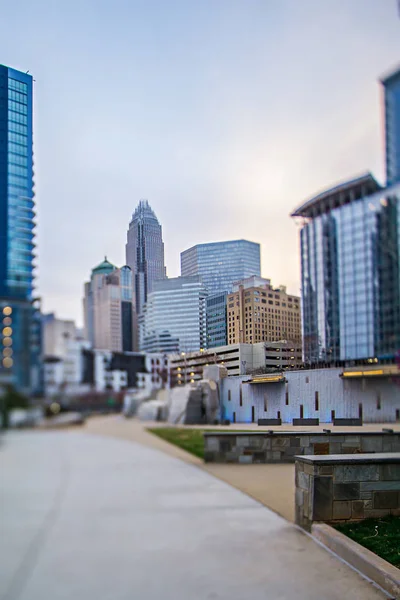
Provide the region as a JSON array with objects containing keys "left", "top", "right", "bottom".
[
  {"left": 227, "top": 276, "right": 301, "bottom": 345},
  {"left": 83, "top": 258, "right": 136, "bottom": 352}
]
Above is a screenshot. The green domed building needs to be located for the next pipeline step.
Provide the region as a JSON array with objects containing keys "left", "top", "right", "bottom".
[{"left": 91, "top": 257, "right": 116, "bottom": 277}]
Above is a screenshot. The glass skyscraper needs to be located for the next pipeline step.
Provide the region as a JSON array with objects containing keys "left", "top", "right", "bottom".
[
  {"left": 292, "top": 173, "right": 400, "bottom": 364},
  {"left": 206, "top": 292, "right": 228, "bottom": 348},
  {"left": 381, "top": 64, "right": 400, "bottom": 186},
  {"left": 0, "top": 65, "right": 41, "bottom": 394},
  {"left": 140, "top": 276, "right": 207, "bottom": 353},
  {"left": 180, "top": 239, "right": 261, "bottom": 295},
  {"left": 125, "top": 200, "right": 166, "bottom": 316}
]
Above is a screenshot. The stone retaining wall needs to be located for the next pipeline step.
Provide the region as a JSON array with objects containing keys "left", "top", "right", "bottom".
[
  {"left": 295, "top": 453, "right": 400, "bottom": 531},
  {"left": 203, "top": 431, "right": 400, "bottom": 463}
]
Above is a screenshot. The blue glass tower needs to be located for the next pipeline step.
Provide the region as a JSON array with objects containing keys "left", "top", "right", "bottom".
[
  {"left": 206, "top": 291, "right": 228, "bottom": 348},
  {"left": 181, "top": 240, "right": 260, "bottom": 350},
  {"left": 180, "top": 240, "right": 261, "bottom": 295},
  {"left": 381, "top": 64, "right": 400, "bottom": 186},
  {"left": 0, "top": 65, "right": 40, "bottom": 394},
  {"left": 292, "top": 173, "right": 400, "bottom": 365}
]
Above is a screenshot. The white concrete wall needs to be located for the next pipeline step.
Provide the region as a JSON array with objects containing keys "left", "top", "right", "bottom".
[{"left": 221, "top": 368, "right": 400, "bottom": 423}]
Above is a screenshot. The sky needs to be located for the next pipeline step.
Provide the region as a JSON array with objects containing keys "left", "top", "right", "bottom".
[{"left": 1, "top": 0, "right": 399, "bottom": 326}]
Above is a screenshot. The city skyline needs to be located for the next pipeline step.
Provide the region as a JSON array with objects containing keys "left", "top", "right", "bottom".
[{"left": 1, "top": 1, "right": 399, "bottom": 325}]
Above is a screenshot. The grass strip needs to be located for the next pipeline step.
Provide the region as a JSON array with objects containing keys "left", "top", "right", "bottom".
[
  {"left": 335, "top": 515, "right": 400, "bottom": 568},
  {"left": 147, "top": 427, "right": 205, "bottom": 459}
]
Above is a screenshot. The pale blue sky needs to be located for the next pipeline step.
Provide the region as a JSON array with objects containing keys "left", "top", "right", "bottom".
[{"left": 1, "top": 0, "right": 399, "bottom": 325}]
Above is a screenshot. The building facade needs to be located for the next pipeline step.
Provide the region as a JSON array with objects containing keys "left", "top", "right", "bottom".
[
  {"left": 206, "top": 291, "right": 228, "bottom": 349},
  {"left": 292, "top": 173, "right": 400, "bottom": 365},
  {"left": 169, "top": 341, "right": 303, "bottom": 386},
  {"left": 139, "top": 328, "right": 180, "bottom": 354},
  {"left": 83, "top": 259, "right": 135, "bottom": 352},
  {"left": 125, "top": 200, "right": 166, "bottom": 317},
  {"left": 381, "top": 64, "right": 400, "bottom": 186},
  {"left": 0, "top": 65, "right": 41, "bottom": 394},
  {"left": 227, "top": 275, "right": 301, "bottom": 346},
  {"left": 44, "top": 338, "right": 90, "bottom": 399},
  {"left": 140, "top": 276, "right": 207, "bottom": 354},
  {"left": 221, "top": 366, "right": 400, "bottom": 424},
  {"left": 44, "top": 348, "right": 160, "bottom": 399},
  {"left": 180, "top": 239, "right": 261, "bottom": 296},
  {"left": 42, "top": 313, "right": 77, "bottom": 359},
  {"left": 137, "top": 353, "right": 169, "bottom": 394}
]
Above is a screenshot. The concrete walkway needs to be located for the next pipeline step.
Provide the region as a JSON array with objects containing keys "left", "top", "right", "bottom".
[
  {"left": 85, "top": 415, "right": 296, "bottom": 521},
  {"left": 0, "top": 430, "right": 387, "bottom": 599}
]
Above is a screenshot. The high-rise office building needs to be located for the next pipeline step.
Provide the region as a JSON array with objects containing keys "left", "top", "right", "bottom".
[
  {"left": 206, "top": 291, "right": 228, "bottom": 349},
  {"left": 0, "top": 65, "right": 41, "bottom": 394},
  {"left": 181, "top": 239, "right": 261, "bottom": 296},
  {"left": 140, "top": 276, "right": 207, "bottom": 354},
  {"left": 227, "top": 275, "right": 301, "bottom": 347},
  {"left": 381, "top": 64, "right": 400, "bottom": 185},
  {"left": 83, "top": 258, "right": 135, "bottom": 352},
  {"left": 125, "top": 200, "right": 166, "bottom": 316},
  {"left": 292, "top": 172, "right": 400, "bottom": 364}
]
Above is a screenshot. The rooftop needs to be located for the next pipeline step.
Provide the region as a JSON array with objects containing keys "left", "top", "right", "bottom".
[
  {"left": 181, "top": 239, "right": 260, "bottom": 255},
  {"left": 130, "top": 199, "right": 160, "bottom": 224},
  {"left": 291, "top": 172, "right": 381, "bottom": 218},
  {"left": 91, "top": 257, "right": 116, "bottom": 276},
  {"left": 380, "top": 63, "right": 400, "bottom": 85},
  {"left": 232, "top": 275, "right": 271, "bottom": 291}
]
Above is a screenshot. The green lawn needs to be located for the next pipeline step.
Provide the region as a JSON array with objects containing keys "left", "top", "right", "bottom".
[
  {"left": 335, "top": 516, "right": 400, "bottom": 568},
  {"left": 147, "top": 427, "right": 205, "bottom": 459}
]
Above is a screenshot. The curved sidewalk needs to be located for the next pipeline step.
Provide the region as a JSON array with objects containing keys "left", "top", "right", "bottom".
[
  {"left": 84, "top": 415, "right": 295, "bottom": 522},
  {"left": 0, "top": 430, "right": 387, "bottom": 600}
]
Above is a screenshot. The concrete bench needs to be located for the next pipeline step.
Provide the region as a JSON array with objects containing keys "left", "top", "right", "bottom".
[
  {"left": 258, "top": 418, "right": 282, "bottom": 426},
  {"left": 293, "top": 418, "right": 319, "bottom": 426},
  {"left": 295, "top": 453, "right": 400, "bottom": 531},
  {"left": 333, "top": 418, "right": 363, "bottom": 426}
]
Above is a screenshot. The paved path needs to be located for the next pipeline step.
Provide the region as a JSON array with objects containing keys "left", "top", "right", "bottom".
[
  {"left": 86, "top": 416, "right": 296, "bottom": 521},
  {"left": 0, "top": 431, "right": 387, "bottom": 600}
]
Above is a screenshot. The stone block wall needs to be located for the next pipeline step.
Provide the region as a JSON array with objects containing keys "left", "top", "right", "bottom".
[
  {"left": 203, "top": 432, "right": 400, "bottom": 463},
  {"left": 295, "top": 454, "right": 400, "bottom": 530}
]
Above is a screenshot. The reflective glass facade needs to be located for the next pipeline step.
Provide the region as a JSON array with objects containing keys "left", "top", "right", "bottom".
[
  {"left": 180, "top": 240, "right": 261, "bottom": 295},
  {"left": 0, "top": 66, "right": 40, "bottom": 394},
  {"left": 382, "top": 65, "right": 400, "bottom": 186},
  {"left": 140, "top": 276, "right": 207, "bottom": 354},
  {"left": 294, "top": 174, "right": 400, "bottom": 364},
  {"left": 120, "top": 266, "right": 134, "bottom": 351},
  {"left": 206, "top": 291, "right": 228, "bottom": 348},
  {"left": 0, "top": 66, "right": 35, "bottom": 299}
]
